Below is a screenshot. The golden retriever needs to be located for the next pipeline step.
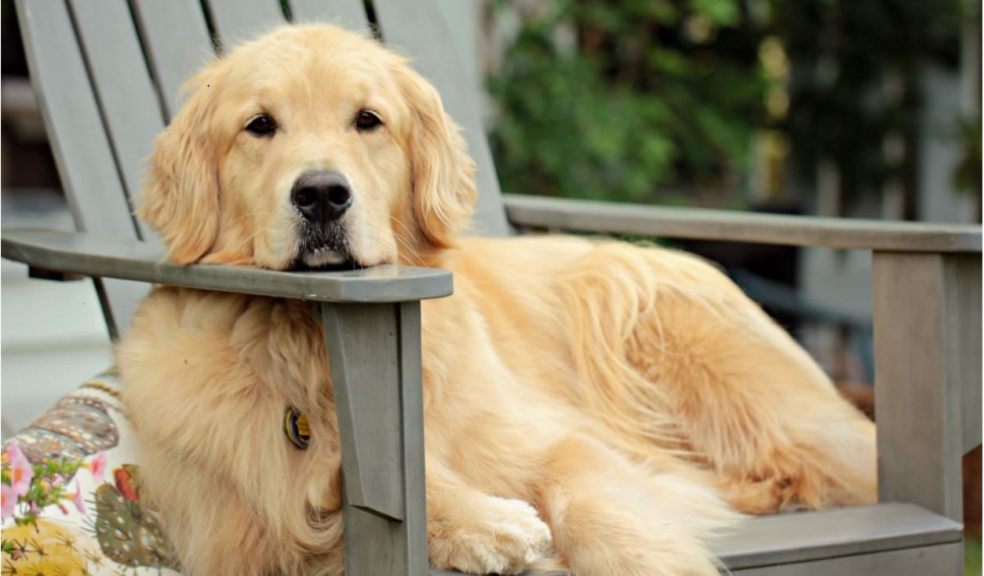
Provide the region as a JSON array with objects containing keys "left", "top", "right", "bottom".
[{"left": 116, "top": 24, "right": 877, "bottom": 576}]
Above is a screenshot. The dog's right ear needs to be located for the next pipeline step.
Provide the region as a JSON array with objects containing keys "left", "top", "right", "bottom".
[{"left": 138, "top": 70, "right": 221, "bottom": 265}]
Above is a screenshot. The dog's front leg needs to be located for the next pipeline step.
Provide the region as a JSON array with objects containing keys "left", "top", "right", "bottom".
[
  {"left": 534, "top": 434, "right": 735, "bottom": 576},
  {"left": 425, "top": 459, "right": 552, "bottom": 575}
]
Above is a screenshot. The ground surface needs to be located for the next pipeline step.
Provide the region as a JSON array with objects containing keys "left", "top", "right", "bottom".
[{"left": 1, "top": 189, "right": 113, "bottom": 436}]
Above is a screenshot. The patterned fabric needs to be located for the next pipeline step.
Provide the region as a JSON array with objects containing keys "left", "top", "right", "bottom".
[{"left": 2, "top": 371, "right": 182, "bottom": 575}]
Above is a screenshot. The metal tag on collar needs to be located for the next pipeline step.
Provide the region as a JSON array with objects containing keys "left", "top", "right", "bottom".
[{"left": 284, "top": 406, "right": 311, "bottom": 450}]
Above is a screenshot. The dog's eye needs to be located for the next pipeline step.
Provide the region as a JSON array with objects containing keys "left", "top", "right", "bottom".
[
  {"left": 245, "top": 114, "right": 277, "bottom": 137},
  {"left": 355, "top": 109, "right": 383, "bottom": 132}
]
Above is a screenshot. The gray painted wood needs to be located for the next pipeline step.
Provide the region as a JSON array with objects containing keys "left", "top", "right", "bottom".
[
  {"left": 130, "top": 0, "right": 215, "bottom": 118},
  {"left": 728, "top": 542, "right": 962, "bottom": 576},
  {"left": 873, "top": 252, "right": 981, "bottom": 522},
  {"left": 710, "top": 503, "right": 962, "bottom": 569},
  {"left": 398, "top": 302, "right": 429, "bottom": 570},
  {"left": 67, "top": 0, "right": 165, "bottom": 242},
  {"left": 2, "top": 229, "right": 453, "bottom": 303},
  {"left": 505, "top": 195, "right": 983, "bottom": 252},
  {"left": 289, "top": 0, "right": 370, "bottom": 36},
  {"left": 14, "top": 0, "right": 140, "bottom": 242},
  {"left": 372, "top": 0, "right": 510, "bottom": 237},
  {"left": 207, "top": 0, "right": 285, "bottom": 51},
  {"left": 14, "top": 0, "right": 150, "bottom": 339},
  {"left": 946, "top": 255, "right": 983, "bottom": 455},
  {"left": 321, "top": 303, "right": 406, "bottom": 520},
  {"left": 320, "top": 302, "right": 428, "bottom": 576}
]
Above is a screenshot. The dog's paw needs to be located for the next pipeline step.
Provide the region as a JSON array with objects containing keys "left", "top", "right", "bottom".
[{"left": 429, "top": 497, "right": 552, "bottom": 575}]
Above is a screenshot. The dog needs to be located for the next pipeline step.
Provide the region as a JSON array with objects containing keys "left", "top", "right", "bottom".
[{"left": 116, "top": 24, "right": 877, "bottom": 576}]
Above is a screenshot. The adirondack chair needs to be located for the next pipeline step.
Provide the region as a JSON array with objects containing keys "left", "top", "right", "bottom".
[{"left": 3, "top": 1, "right": 981, "bottom": 575}]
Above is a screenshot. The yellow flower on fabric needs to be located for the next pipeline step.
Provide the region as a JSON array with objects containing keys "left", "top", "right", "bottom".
[{"left": 2, "top": 519, "right": 94, "bottom": 576}]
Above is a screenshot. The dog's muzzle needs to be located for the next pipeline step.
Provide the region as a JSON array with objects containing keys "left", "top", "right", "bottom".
[{"left": 291, "top": 170, "right": 358, "bottom": 270}]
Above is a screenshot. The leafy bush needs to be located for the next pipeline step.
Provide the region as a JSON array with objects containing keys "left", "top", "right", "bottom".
[{"left": 487, "top": 0, "right": 774, "bottom": 205}]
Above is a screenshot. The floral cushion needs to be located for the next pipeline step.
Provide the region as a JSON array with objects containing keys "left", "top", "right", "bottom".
[{"left": 2, "top": 370, "right": 182, "bottom": 575}]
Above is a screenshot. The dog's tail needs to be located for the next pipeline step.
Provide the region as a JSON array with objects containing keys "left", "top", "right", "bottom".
[{"left": 555, "top": 241, "right": 724, "bottom": 455}]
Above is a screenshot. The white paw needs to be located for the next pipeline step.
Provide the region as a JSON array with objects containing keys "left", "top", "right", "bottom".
[{"left": 430, "top": 498, "right": 552, "bottom": 575}]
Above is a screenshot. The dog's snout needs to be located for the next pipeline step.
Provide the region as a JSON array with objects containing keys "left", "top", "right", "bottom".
[{"left": 291, "top": 171, "right": 353, "bottom": 223}]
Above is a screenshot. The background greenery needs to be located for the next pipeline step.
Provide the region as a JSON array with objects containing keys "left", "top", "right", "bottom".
[{"left": 486, "top": 0, "right": 980, "bottom": 216}]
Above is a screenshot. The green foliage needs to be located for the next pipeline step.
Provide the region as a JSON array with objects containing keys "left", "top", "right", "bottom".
[
  {"left": 487, "top": 0, "right": 976, "bottom": 214},
  {"left": 967, "top": 535, "right": 982, "bottom": 576},
  {"left": 487, "top": 0, "right": 773, "bottom": 205},
  {"left": 953, "top": 116, "right": 982, "bottom": 195}
]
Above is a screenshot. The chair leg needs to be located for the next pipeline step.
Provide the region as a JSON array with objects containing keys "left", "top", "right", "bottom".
[
  {"left": 319, "top": 302, "right": 428, "bottom": 576},
  {"left": 872, "top": 251, "right": 981, "bottom": 522}
]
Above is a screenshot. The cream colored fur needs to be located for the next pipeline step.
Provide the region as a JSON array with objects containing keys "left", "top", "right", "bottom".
[{"left": 117, "top": 24, "right": 876, "bottom": 576}]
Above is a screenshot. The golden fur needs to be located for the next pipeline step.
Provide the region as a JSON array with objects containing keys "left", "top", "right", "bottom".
[{"left": 117, "top": 24, "right": 877, "bottom": 576}]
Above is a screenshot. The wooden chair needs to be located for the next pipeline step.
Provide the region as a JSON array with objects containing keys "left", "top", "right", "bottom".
[{"left": 4, "top": 1, "right": 980, "bottom": 574}]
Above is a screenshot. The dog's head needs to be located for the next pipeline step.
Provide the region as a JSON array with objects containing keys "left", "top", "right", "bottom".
[{"left": 139, "top": 25, "right": 476, "bottom": 269}]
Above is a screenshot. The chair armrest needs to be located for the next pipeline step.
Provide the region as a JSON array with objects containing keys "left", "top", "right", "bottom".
[
  {"left": 504, "top": 194, "right": 982, "bottom": 253},
  {"left": 1, "top": 228, "right": 452, "bottom": 303}
]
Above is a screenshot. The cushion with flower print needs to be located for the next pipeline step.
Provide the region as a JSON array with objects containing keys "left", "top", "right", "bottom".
[{"left": 2, "top": 370, "right": 182, "bottom": 575}]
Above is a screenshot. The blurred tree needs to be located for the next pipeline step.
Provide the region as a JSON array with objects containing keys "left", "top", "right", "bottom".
[
  {"left": 486, "top": 0, "right": 978, "bottom": 218},
  {"left": 486, "top": 0, "right": 773, "bottom": 206}
]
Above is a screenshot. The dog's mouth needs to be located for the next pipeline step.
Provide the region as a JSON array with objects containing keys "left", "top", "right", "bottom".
[
  {"left": 290, "top": 223, "right": 363, "bottom": 272},
  {"left": 289, "top": 252, "right": 362, "bottom": 272}
]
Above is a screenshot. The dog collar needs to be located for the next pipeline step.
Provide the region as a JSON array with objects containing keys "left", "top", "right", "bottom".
[{"left": 284, "top": 406, "right": 311, "bottom": 449}]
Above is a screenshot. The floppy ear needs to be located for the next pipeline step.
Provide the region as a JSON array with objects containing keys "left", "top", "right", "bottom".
[
  {"left": 138, "top": 71, "right": 221, "bottom": 264},
  {"left": 394, "top": 61, "right": 477, "bottom": 249}
]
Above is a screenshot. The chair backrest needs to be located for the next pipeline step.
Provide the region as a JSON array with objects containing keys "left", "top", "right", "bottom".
[{"left": 15, "top": 0, "right": 510, "bottom": 339}]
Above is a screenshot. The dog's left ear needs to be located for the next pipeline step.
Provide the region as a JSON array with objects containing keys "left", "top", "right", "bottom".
[{"left": 394, "top": 61, "right": 477, "bottom": 249}]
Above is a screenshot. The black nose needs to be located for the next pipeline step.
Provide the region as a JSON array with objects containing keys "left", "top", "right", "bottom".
[{"left": 291, "top": 170, "right": 353, "bottom": 223}]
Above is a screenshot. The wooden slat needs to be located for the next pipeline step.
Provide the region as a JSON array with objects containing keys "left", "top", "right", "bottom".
[
  {"left": 15, "top": 0, "right": 138, "bottom": 241},
  {"left": 130, "top": 0, "right": 215, "bottom": 119},
  {"left": 728, "top": 543, "right": 962, "bottom": 576},
  {"left": 372, "top": 0, "right": 510, "bottom": 237},
  {"left": 67, "top": 0, "right": 165, "bottom": 242},
  {"left": 320, "top": 302, "right": 428, "bottom": 575},
  {"left": 207, "top": 0, "right": 285, "bottom": 50},
  {"left": 14, "top": 0, "right": 150, "bottom": 339},
  {"left": 947, "top": 256, "right": 983, "bottom": 454},
  {"left": 397, "top": 301, "right": 429, "bottom": 574},
  {"left": 874, "top": 253, "right": 980, "bottom": 521},
  {"left": 505, "top": 195, "right": 983, "bottom": 253},
  {"left": 710, "top": 503, "right": 961, "bottom": 569},
  {"left": 322, "top": 303, "right": 406, "bottom": 521},
  {"left": 289, "top": 0, "right": 370, "bottom": 35},
  {"left": 2, "top": 229, "right": 453, "bottom": 303}
]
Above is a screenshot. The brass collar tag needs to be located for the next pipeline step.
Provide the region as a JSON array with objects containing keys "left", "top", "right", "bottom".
[{"left": 284, "top": 406, "right": 311, "bottom": 450}]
